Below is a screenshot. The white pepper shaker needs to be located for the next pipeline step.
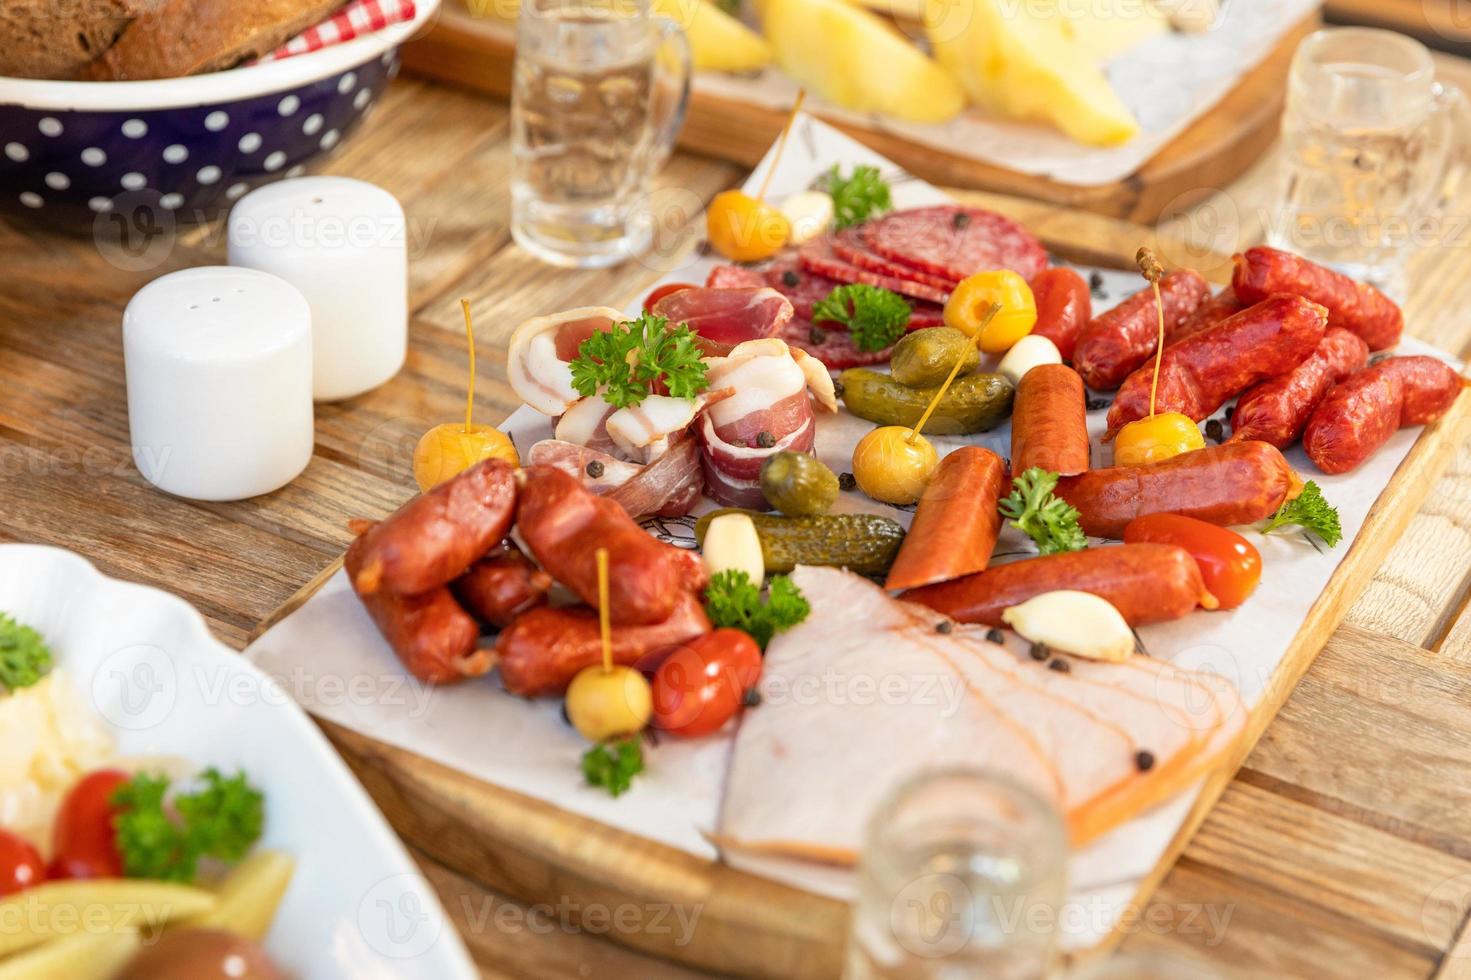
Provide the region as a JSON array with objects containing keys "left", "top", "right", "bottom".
[
  {"left": 227, "top": 176, "right": 408, "bottom": 401},
  {"left": 124, "top": 267, "right": 314, "bottom": 501}
]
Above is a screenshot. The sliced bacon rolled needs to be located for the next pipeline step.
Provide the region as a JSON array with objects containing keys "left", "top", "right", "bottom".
[
  {"left": 652, "top": 286, "right": 793, "bottom": 357},
  {"left": 528, "top": 432, "right": 705, "bottom": 518},
  {"left": 508, "top": 307, "right": 623, "bottom": 416}
]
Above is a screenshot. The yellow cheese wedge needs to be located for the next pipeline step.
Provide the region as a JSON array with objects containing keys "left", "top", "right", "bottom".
[
  {"left": 764, "top": 0, "right": 964, "bottom": 123},
  {"left": 1052, "top": 0, "right": 1168, "bottom": 62},
  {"left": 651, "top": 0, "right": 774, "bottom": 72},
  {"left": 925, "top": 0, "right": 1140, "bottom": 146},
  {"left": 842, "top": 0, "right": 926, "bottom": 22}
]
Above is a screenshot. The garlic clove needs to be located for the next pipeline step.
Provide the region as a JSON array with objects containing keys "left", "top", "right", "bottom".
[
  {"left": 997, "top": 334, "right": 1062, "bottom": 387},
  {"left": 780, "top": 191, "right": 835, "bottom": 245},
  {"left": 701, "top": 512, "right": 766, "bottom": 583},
  {"left": 1000, "top": 590, "right": 1134, "bottom": 663}
]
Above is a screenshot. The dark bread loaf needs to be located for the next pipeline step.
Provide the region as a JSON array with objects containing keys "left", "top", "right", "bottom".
[
  {"left": 80, "top": 0, "right": 349, "bottom": 80},
  {"left": 0, "top": 0, "right": 148, "bottom": 79}
]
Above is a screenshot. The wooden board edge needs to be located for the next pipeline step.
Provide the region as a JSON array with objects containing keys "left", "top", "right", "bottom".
[{"left": 251, "top": 556, "right": 342, "bottom": 643}]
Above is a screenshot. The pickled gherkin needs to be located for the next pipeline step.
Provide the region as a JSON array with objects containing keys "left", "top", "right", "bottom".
[
  {"left": 695, "top": 509, "right": 905, "bottom": 576},
  {"left": 760, "top": 452, "right": 839, "bottom": 516},
  {"left": 889, "top": 327, "right": 979, "bottom": 387},
  {"left": 838, "top": 369, "right": 1013, "bottom": 434}
]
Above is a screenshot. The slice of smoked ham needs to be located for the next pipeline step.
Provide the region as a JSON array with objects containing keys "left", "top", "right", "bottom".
[
  {"left": 651, "top": 286, "right": 793, "bottom": 357},
  {"left": 717, "top": 566, "right": 1244, "bottom": 861},
  {"left": 508, "top": 306, "right": 623, "bottom": 416},
  {"left": 527, "top": 433, "right": 704, "bottom": 518}
]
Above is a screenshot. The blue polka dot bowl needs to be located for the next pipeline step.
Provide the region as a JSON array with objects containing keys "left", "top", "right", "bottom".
[{"left": 0, "top": 0, "right": 439, "bottom": 234}]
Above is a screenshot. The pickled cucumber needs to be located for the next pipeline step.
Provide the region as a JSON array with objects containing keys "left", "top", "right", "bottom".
[
  {"left": 695, "top": 509, "right": 906, "bottom": 576},
  {"left": 839, "top": 369, "right": 1013, "bottom": 434},
  {"left": 760, "top": 452, "right": 839, "bottom": 516},
  {"left": 890, "top": 327, "right": 979, "bottom": 387}
]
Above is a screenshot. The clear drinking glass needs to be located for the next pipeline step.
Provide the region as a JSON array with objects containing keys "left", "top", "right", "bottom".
[
  {"left": 1268, "top": 27, "right": 1470, "bottom": 299},
  {"left": 510, "top": 0, "right": 692, "bottom": 268},
  {"left": 844, "top": 769, "right": 1067, "bottom": 980}
]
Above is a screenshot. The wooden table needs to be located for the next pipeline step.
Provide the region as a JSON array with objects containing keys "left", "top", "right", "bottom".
[{"left": 4, "top": 64, "right": 1471, "bottom": 978}]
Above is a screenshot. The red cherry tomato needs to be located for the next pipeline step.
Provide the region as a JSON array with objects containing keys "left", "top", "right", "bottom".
[
  {"left": 651, "top": 629, "right": 763, "bottom": 737},
  {"left": 0, "top": 830, "right": 45, "bottom": 896},
  {"left": 49, "top": 769, "right": 129, "bottom": 880},
  {"left": 643, "top": 282, "right": 697, "bottom": 312},
  {"left": 1028, "top": 267, "right": 1092, "bottom": 362},
  {"left": 1123, "top": 513, "right": 1261, "bottom": 610}
]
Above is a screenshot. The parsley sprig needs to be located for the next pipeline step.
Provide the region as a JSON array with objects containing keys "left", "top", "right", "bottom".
[
  {"left": 1000, "top": 468, "right": 1088, "bottom": 556},
  {"left": 569, "top": 313, "right": 709, "bottom": 409},
  {"left": 112, "top": 768, "right": 265, "bottom": 883},
  {"left": 819, "top": 164, "right": 892, "bottom": 229},
  {"left": 1261, "top": 480, "right": 1342, "bottom": 547},
  {"left": 812, "top": 284, "right": 911, "bottom": 352},
  {"left": 703, "top": 570, "right": 810, "bottom": 650},
  {"left": 0, "top": 613, "right": 52, "bottom": 693},
  {"left": 581, "top": 737, "right": 644, "bottom": 797}
]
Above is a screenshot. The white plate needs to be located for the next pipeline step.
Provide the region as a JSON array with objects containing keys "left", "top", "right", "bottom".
[{"left": 0, "top": 544, "right": 477, "bottom": 980}]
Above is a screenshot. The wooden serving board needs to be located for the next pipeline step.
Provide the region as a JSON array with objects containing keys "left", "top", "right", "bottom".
[
  {"left": 254, "top": 216, "right": 1471, "bottom": 977},
  {"left": 398, "top": 4, "right": 1320, "bottom": 225},
  {"left": 1326, "top": 0, "right": 1471, "bottom": 53}
]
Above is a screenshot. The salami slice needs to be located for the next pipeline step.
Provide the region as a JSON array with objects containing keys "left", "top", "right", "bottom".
[
  {"left": 707, "top": 265, "right": 766, "bottom": 289},
  {"left": 798, "top": 238, "right": 952, "bottom": 306},
  {"left": 780, "top": 316, "right": 893, "bottom": 370},
  {"left": 757, "top": 257, "right": 944, "bottom": 331},
  {"left": 830, "top": 228, "right": 958, "bottom": 291},
  {"left": 868, "top": 206, "right": 1048, "bottom": 283}
]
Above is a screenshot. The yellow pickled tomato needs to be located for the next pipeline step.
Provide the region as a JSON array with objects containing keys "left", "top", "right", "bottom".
[
  {"left": 706, "top": 191, "right": 791, "bottom": 263},
  {"left": 413, "top": 423, "right": 520, "bottom": 491},
  {"left": 851, "top": 425, "right": 939, "bottom": 505},
  {"left": 565, "top": 664, "right": 653, "bottom": 742},
  {"left": 1113, "top": 412, "right": 1205, "bottom": 467},
  {"left": 944, "top": 270, "right": 1037, "bottom": 354}
]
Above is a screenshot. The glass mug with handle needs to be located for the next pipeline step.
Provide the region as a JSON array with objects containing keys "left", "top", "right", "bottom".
[
  {"left": 511, "top": 0, "right": 692, "bottom": 268},
  {"left": 1269, "top": 27, "right": 1471, "bottom": 299}
]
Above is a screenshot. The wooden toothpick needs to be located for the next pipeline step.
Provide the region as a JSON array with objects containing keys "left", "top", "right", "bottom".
[{"left": 907, "top": 303, "right": 1000, "bottom": 443}]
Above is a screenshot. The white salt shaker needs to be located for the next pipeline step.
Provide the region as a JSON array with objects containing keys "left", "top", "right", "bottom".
[
  {"left": 227, "top": 176, "right": 408, "bottom": 401},
  {"left": 124, "top": 267, "right": 314, "bottom": 501}
]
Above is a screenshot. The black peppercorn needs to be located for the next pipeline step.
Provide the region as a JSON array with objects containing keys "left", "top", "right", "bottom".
[
  {"left": 1029, "top": 642, "right": 1049, "bottom": 661},
  {"left": 810, "top": 327, "right": 828, "bottom": 344},
  {"left": 756, "top": 431, "right": 776, "bottom": 449},
  {"left": 743, "top": 688, "right": 763, "bottom": 708},
  {"left": 1086, "top": 397, "right": 1110, "bottom": 412},
  {"left": 1204, "top": 418, "right": 1224, "bottom": 443},
  {"left": 838, "top": 472, "right": 857, "bottom": 492},
  {"left": 953, "top": 212, "right": 971, "bottom": 229},
  {"left": 833, "top": 379, "right": 845, "bottom": 399},
  {"left": 1088, "top": 271, "right": 1106, "bottom": 296},
  {"left": 935, "top": 621, "right": 953, "bottom": 634},
  {"left": 986, "top": 628, "right": 1005, "bottom": 644},
  {"left": 1135, "top": 750, "right": 1155, "bottom": 772},
  {"left": 1224, "top": 405, "right": 1234, "bottom": 420},
  {"left": 782, "top": 269, "right": 800, "bottom": 287},
  {"left": 1048, "top": 658, "right": 1071, "bottom": 673},
  {"left": 585, "top": 460, "right": 604, "bottom": 478}
]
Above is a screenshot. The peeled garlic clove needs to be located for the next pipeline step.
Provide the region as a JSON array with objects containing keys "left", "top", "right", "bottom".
[
  {"left": 701, "top": 512, "right": 765, "bottom": 583},
  {"left": 997, "top": 334, "right": 1062, "bottom": 387},
  {"left": 781, "top": 191, "right": 835, "bottom": 245},
  {"left": 1000, "top": 590, "right": 1134, "bottom": 663}
]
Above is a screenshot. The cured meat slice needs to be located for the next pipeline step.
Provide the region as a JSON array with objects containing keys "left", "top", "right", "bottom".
[
  {"left": 867, "top": 205, "right": 1048, "bottom": 283},
  {"left": 830, "top": 227, "right": 957, "bottom": 291},
  {"left": 798, "top": 237, "right": 952, "bottom": 305},
  {"left": 718, "top": 566, "right": 1245, "bottom": 861},
  {"left": 526, "top": 434, "right": 703, "bottom": 518},
  {"left": 651, "top": 286, "right": 793, "bottom": 357},
  {"left": 508, "top": 306, "right": 624, "bottom": 416},
  {"left": 706, "top": 265, "right": 766, "bottom": 289},
  {"left": 762, "top": 257, "right": 944, "bottom": 330},
  {"left": 779, "top": 316, "right": 893, "bottom": 370}
]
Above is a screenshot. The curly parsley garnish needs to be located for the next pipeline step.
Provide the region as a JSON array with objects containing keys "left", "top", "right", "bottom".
[
  {"left": 1261, "top": 480, "right": 1342, "bottom": 547},
  {"left": 581, "top": 737, "right": 644, "bottom": 797},
  {"left": 811, "top": 284, "right": 911, "bottom": 352},
  {"left": 703, "top": 569, "right": 810, "bottom": 650},
  {"left": 112, "top": 768, "right": 265, "bottom": 883},
  {"left": 999, "top": 468, "right": 1088, "bottom": 556},
  {"left": 819, "top": 164, "right": 892, "bottom": 229},
  {"left": 569, "top": 313, "right": 709, "bottom": 409},
  {"left": 0, "top": 613, "right": 53, "bottom": 693}
]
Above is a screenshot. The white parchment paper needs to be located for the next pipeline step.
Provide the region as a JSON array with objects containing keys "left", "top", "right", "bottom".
[{"left": 247, "top": 116, "right": 1459, "bottom": 950}]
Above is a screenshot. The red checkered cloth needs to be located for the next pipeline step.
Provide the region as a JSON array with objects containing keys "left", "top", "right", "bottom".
[{"left": 256, "top": 0, "right": 418, "bottom": 62}]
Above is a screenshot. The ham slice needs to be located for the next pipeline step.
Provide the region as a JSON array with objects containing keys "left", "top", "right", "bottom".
[
  {"left": 527, "top": 433, "right": 704, "bottom": 518},
  {"left": 718, "top": 567, "right": 1245, "bottom": 862},
  {"left": 652, "top": 286, "right": 793, "bottom": 357}
]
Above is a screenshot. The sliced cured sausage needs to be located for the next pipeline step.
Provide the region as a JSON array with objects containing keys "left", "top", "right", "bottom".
[
  {"left": 866, "top": 206, "right": 1048, "bottom": 283},
  {"left": 798, "top": 237, "right": 952, "bottom": 305},
  {"left": 829, "top": 226, "right": 957, "bottom": 290}
]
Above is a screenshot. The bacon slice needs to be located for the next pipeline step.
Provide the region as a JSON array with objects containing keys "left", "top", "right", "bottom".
[
  {"left": 526, "top": 434, "right": 704, "bottom": 518},
  {"left": 652, "top": 286, "right": 793, "bottom": 357},
  {"left": 508, "top": 307, "right": 623, "bottom": 416}
]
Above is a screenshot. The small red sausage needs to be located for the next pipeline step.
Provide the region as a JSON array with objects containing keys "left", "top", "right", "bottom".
[
  {"left": 496, "top": 591, "right": 712, "bottom": 697},
  {"left": 1073, "top": 268, "right": 1210, "bottom": 390},
  {"left": 352, "top": 458, "right": 518, "bottom": 596},
  {"left": 885, "top": 447, "right": 1005, "bottom": 591},
  {"left": 903, "top": 543, "right": 1215, "bottom": 628},
  {"left": 1166, "top": 287, "right": 1245, "bottom": 346},
  {"left": 451, "top": 541, "right": 553, "bottom": 630},
  {"left": 1011, "top": 364, "right": 1090, "bottom": 477},
  {"left": 1029, "top": 268, "right": 1093, "bottom": 362},
  {"left": 1055, "top": 441, "right": 1302, "bottom": 539},
  {"left": 1106, "top": 295, "right": 1328, "bottom": 434},
  {"left": 346, "top": 533, "right": 488, "bottom": 684},
  {"left": 1226, "top": 328, "right": 1369, "bottom": 448},
  {"left": 1302, "top": 356, "right": 1465, "bottom": 474},
  {"left": 1232, "top": 246, "right": 1403, "bottom": 350},
  {"left": 516, "top": 465, "right": 708, "bottom": 625}
]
